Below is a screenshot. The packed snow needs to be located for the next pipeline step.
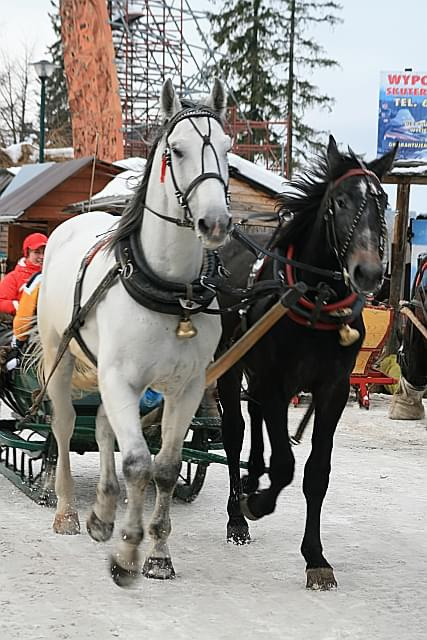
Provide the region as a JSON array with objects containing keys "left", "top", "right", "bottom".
[{"left": 0, "top": 395, "right": 426, "bottom": 640}]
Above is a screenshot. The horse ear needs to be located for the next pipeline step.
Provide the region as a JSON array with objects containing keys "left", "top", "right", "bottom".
[
  {"left": 205, "top": 78, "right": 227, "bottom": 120},
  {"left": 327, "top": 135, "right": 342, "bottom": 170},
  {"left": 161, "top": 79, "right": 182, "bottom": 120},
  {"left": 368, "top": 143, "right": 398, "bottom": 180}
]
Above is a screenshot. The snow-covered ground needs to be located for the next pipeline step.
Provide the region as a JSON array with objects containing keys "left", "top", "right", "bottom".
[{"left": 0, "top": 395, "right": 426, "bottom": 640}]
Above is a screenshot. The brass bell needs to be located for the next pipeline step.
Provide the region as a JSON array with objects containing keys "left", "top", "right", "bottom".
[
  {"left": 176, "top": 317, "right": 197, "bottom": 339},
  {"left": 338, "top": 323, "right": 360, "bottom": 347}
]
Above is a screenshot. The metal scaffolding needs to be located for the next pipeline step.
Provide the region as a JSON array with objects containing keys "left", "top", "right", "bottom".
[
  {"left": 108, "top": 0, "right": 216, "bottom": 156},
  {"left": 107, "top": 0, "right": 288, "bottom": 172}
]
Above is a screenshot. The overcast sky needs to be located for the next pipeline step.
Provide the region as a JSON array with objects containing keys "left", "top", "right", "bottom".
[{"left": 1, "top": 0, "right": 426, "bottom": 213}]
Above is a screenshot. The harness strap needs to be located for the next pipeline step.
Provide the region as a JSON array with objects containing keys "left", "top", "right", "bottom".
[
  {"left": 26, "top": 262, "right": 120, "bottom": 419},
  {"left": 231, "top": 226, "right": 343, "bottom": 280}
]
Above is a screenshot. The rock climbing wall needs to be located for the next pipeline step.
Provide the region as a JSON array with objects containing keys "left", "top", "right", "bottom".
[{"left": 60, "top": 0, "right": 124, "bottom": 162}]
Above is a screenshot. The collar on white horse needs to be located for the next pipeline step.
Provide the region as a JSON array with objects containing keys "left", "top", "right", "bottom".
[
  {"left": 115, "top": 233, "right": 220, "bottom": 316},
  {"left": 145, "top": 107, "right": 231, "bottom": 228}
]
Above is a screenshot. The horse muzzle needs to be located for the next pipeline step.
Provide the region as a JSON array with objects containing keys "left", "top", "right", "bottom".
[
  {"left": 198, "top": 212, "right": 233, "bottom": 249},
  {"left": 348, "top": 250, "right": 384, "bottom": 294}
]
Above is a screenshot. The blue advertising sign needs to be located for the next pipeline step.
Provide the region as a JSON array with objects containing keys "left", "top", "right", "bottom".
[
  {"left": 410, "top": 218, "right": 427, "bottom": 286},
  {"left": 377, "top": 71, "right": 427, "bottom": 160}
]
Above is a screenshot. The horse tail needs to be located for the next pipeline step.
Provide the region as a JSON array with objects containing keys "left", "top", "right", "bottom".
[{"left": 23, "top": 322, "right": 98, "bottom": 397}]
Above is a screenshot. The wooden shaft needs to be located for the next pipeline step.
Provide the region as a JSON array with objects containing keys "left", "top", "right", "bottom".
[
  {"left": 400, "top": 305, "right": 427, "bottom": 340},
  {"left": 206, "top": 301, "right": 290, "bottom": 387}
]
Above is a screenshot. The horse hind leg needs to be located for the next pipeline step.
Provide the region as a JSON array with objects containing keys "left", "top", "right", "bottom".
[
  {"left": 86, "top": 403, "right": 120, "bottom": 542},
  {"left": 242, "top": 392, "right": 265, "bottom": 494},
  {"left": 46, "top": 349, "right": 80, "bottom": 535},
  {"left": 217, "top": 368, "right": 250, "bottom": 544}
]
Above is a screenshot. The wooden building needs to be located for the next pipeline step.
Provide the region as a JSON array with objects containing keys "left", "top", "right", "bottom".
[
  {"left": 64, "top": 153, "right": 287, "bottom": 231},
  {"left": 0, "top": 157, "right": 124, "bottom": 267}
]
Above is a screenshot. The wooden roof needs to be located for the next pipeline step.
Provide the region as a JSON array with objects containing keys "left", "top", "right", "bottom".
[{"left": 0, "top": 157, "right": 123, "bottom": 222}]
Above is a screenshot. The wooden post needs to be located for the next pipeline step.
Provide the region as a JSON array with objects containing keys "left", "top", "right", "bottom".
[{"left": 387, "top": 181, "right": 410, "bottom": 353}]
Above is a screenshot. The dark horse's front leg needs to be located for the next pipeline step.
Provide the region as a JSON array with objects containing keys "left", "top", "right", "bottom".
[
  {"left": 218, "top": 366, "right": 250, "bottom": 544},
  {"left": 301, "top": 382, "right": 349, "bottom": 590},
  {"left": 240, "top": 386, "right": 294, "bottom": 519}
]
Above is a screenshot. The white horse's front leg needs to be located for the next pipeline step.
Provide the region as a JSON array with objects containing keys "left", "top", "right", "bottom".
[
  {"left": 46, "top": 350, "right": 80, "bottom": 535},
  {"left": 144, "top": 379, "right": 205, "bottom": 580},
  {"left": 86, "top": 403, "right": 120, "bottom": 542},
  {"left": 99, "top": 374, "right": 153, "bottom": 588}
]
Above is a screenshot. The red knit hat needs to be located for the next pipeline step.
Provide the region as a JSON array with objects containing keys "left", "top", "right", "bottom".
[{"left": 22, "top": 233, "right": 48, "bottom": 256}]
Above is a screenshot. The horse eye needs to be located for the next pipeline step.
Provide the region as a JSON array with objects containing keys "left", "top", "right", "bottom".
[
  {"left": 171, "top": 147, "right": 183, "bottom": 158},
  {"left": 335, "top": 197, "right": 346, "bottom": 209}
]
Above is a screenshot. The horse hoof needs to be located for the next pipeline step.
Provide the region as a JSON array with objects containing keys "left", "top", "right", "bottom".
[
  {"left": 226, "top": 524, "right": 251, "bottom": 545},
  {"left": 53, "top": 512, "right": 80, "bottom": 535},
  {"left": 306, "top": 567, "right": 337, "bottom": 591},
  {"left": 110, "top": 556, "right": 140, "bottom": 588},
  {"left": 142, "top": 556, "right": 176, "bottom": 580},
  {"left": 239, "top": 494, "right": 260, "bottom": 521},
  {"left": 86, "top": 511, "right": 114, "bottom": 542}
]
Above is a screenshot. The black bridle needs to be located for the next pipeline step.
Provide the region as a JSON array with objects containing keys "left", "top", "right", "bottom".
[
  {"left": 143, "top": 107, "right": 231, "bottom": 228},
  {"left": 232, "top": 168, "right": 389, "bottom": 285},
  {"left": 323, "top": 167, "right": 388, "bottom": 279}
]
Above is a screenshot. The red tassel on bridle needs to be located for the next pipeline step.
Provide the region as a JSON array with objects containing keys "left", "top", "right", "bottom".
[{"left": 160, "top": 154, "right": 167, "bottom": 183}]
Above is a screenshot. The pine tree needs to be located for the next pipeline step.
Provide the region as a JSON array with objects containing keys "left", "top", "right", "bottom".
[
  {"left": 209, "top": 0, "right": 342, "bottom": 174},
  {"left": 45, "top": 0, "right": 72, "bottom": 147}
]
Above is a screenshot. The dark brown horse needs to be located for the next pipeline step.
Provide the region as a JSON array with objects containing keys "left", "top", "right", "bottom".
[
  {"left": 217, "top": 136, "right": 397, "bottom": 590},
  {"left": 390, "top": 255, "right": 427, "bottom": 419}
]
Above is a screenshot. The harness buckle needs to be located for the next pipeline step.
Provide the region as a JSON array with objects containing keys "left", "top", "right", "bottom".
[
  {"left": 121, "top": 261, "right": 134, "bottom": 280},
  {"left": 200, "top": 275, "right": 217, "bottom": 294},
  {"left": 179, "top": 298, "right": 202, "bottom": 311}
]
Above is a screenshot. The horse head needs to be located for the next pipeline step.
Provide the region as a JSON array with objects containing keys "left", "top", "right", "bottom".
[
  {"left": 158, "top": 78, "right": 233, "bottom": 249},
  {"left": 325, "top": 136, "right": 397, "bottom": 294}
]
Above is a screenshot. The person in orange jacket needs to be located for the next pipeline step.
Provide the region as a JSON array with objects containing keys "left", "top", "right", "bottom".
[
  {"left": 0, "top": 233, "right": 47, "bottom": 315},
  {"left": 13, "top": 272, "right": 42, "bottom": 344}
]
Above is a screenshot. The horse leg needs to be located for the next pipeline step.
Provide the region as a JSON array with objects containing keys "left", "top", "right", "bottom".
[
  {"left": 99, "top": 375, "right": 152, "bottom": 588},
  {"left": 218, "top": 367, "right": 250, "bottom": 544},
  {"left": 144, "top": 381, "right": 205, "bottom": 579},
  {"left": 240, "top": 388, "right": 294, "bottom": 520},
  {"left": 86, "top": 403, "right": 120, "bottom": 542},
  {"left": 242, "top": 392, "right": 265, "bottom": 494},
  {"left": 46, "top": 349, "right": 80, "bottom": 535},
  {"left": 301, "top": 385, "right": 348, "bottom": 590}
]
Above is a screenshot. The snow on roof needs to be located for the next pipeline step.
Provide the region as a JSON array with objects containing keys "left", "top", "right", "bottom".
[
  {"left": 4, "top": 142, "right": 38, "bottom": 164},
  {"left": 114, "top": 157, "right": 147, "bottom": 171},
  {"left": 228, "top": 152, "right": 287, "bottom": 194},
  {"left": 45, "top": 147, "right": 74, "bottom": 160},
  {"left": 91, "top": 169, "right": 143, "bottom": 200},
  {"left": 94, "top": 154, "right": 286, "bottom": 202},
  {"left": 390, "top": 163, "right": 427, "bottom": 175}
]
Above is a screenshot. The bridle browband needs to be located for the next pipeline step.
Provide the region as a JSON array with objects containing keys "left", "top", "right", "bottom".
[{"left": 143, "top": 107, "right": 231, "bottom": 228}]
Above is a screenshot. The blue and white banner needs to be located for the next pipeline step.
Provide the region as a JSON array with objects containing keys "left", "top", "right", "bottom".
[
  {"left": 378, "top": 71, "right": 427, "bottom": 160},
  {"left": 410, "top": 218, "right": 427, "bottom": 286}
]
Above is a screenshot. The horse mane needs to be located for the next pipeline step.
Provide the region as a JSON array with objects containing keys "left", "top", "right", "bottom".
[
  {"left": 273, "top": 147, "right": 366, "bottom": 250},
  {"left": 105, "top": 126, "right": 165, "bottom": 252}
]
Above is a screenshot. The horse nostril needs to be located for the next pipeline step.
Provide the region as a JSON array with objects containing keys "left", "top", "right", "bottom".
[
  {"left": 354, "top": 262, "right": 383, "bottom": 292},
  {"left": 198, "top": 219, "right": 209, "bottom": 236}
]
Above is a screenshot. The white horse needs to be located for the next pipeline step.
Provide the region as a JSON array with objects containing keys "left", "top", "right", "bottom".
[{"left": 37, "top": 79, "right": 232, "bottom": 586}]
